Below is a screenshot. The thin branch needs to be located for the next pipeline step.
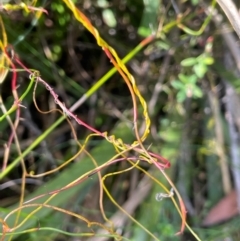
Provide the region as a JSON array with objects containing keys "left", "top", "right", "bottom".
[{"left": 217, "top": 0, "right": 240, "bottom": 39}]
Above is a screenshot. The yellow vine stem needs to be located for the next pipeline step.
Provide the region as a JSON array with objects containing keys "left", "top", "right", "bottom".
[
  {"left": 59, "top": 0, "right": 188, "bottom": 236},
  {"left": 0, "top": 16, "right": 9, "bottom": 84},
  {"left": 0, "top": 16, "right": 28, "bottom": 241},
  {"left": 101, "top": 51, "right": 154, "bottom": 165},
  {"left": 0, "top": 217, "right": 10, "bottom": 241},
  {"left": 4, "top": 203, "right": 110, "bottom": 235},
  {"left": 0, "top": 95, "right": 28, "bottom": 241},
  {"left": 101, "top": 161, "right": 162, "bottom": 241},
  {"left": 61, "top": 0, "right": 151, "bottom": 151},
  {"left": 26, "top": 94, "right": 112, "bottom": 238},
  {"left": 4, "top": 144, "right": 134, "bottom": 233},
  {"left": 101, "top": 160, "right": 140, "bottom": 228},
  {"left": 29, "top": 79, "right": 101, "bottom": 177},
  {"left": 135, "top": 164, "right": 201, "bottom": 240},
  {"left": 1, "top": 1, "right": 47, "bottom": 17}
]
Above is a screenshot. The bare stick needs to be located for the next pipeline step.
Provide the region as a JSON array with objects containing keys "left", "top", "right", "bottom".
[{"left": 217, "top": 0, "right": 240, "bottom": 38}]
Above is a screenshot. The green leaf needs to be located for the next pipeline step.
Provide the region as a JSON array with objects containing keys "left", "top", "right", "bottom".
[
  {"left": 203, "top": 56, "right": 214, "bottom": 65},
  {"left": 188, "top": 74, "right": 198, "bottom": 84},
  {"left": 102, "top": 9, "right": 117, "bottom": 28},
  {"left": 180, "top": 57, "right": 197, "bottom": 67},
  {"left": 171, "top": 80, "right": 184, "bottom": 89},
  {"left": 177, "top": 91, "right": 187, "bottom": 102},
  {"left": 138, "top": 0, "right": 160, "bottom": 37},
  {"left": 191, "top": 0, "right": 199, "bottom": 5},
  {"left": 155, "top": 40, "right": 170, "bottom": 50},
  {"left": 193, "top": 86, "right": 203, "bottom": 98},
  {"left": 178, "top": 73, "right": 189, "bottom": 83},
  {"left": 97, "top": 0, "right": 109, "bottom": 8},
  {"left": 193, "top": 63, "right": 207, "bottom": 78}
]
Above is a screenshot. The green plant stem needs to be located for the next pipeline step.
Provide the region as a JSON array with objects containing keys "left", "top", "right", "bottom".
[
  {"left": 0, "top": 77, "right": 35, "bottom": 122},
  {"left": 70, "top": 36, "right": 154, "bottom": 108},
  {"left": 0, "top": 37, "right": 153, "bottom": 180},
  {"left": 2, "top": 226, "right": 132, "bottom": 240},
  {"left": 0, "top": 115, "right": 66, "bottom": 179}
]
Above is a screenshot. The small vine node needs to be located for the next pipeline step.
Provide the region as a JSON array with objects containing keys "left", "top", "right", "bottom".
[
  {"left": 155, "top": 187, "right": 174, "bottom": 202},
  {"left": 29, "top": 70, "right": 40, "bottom": 81}
]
